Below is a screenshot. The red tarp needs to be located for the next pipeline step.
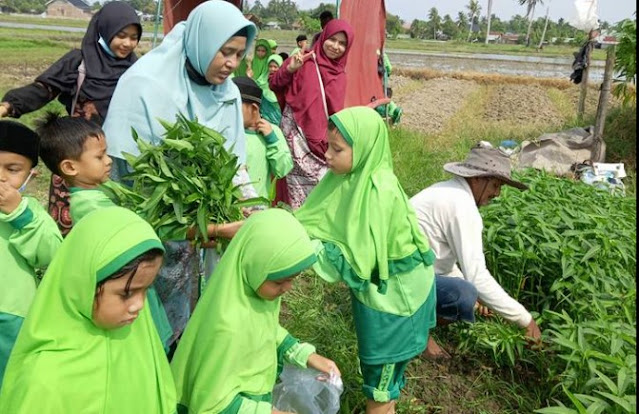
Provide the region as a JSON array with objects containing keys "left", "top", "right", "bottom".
[
  {"left": 163, "top": 0, "right": 242, "bottom": 34},
  {"left": 340, "top": 0, "right": 386, "bottom": 107}
]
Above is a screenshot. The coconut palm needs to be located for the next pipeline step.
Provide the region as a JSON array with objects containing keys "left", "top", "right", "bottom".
[
  {"left": 537, "top": 0, "right": 552, "bottom": 49},
  {"left": 485, "top": 0, "right": 494, "bottom": 44},
  {"left": 466, "top": 0, "right": 482, "bottom": 41},
  {"left": 428, "top": 7, "right": 442, "bottom": 40},
  {"left": 519, "top": 0, "right": 544, "bottom": 46}
]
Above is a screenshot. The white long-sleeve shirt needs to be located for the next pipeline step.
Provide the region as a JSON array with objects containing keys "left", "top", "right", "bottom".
[{"left": 409, "top": 177, "right": 532, "bottom": 328}]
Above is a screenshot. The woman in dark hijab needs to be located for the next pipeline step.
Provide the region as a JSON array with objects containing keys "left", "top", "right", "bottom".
[{"left": 0, "top": 1, "right": 142, "bottom": 235}]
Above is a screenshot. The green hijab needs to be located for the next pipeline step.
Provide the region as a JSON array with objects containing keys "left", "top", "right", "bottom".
[
  {"left": 0, "top": 207, "right": 176, "bottom": 414},
  {"left": 295, "top": 106, "right": 435, "bottom": 293},
  {"left": 171, "top": 209, "right": 317, "bottom": 413},
  {"left": 261, "top": 54, "right": 283, "bottom": 103}
]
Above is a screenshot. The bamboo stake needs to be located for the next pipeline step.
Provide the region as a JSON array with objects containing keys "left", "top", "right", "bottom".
[
  {"left": 592, "top": 45, "right": 616, "bottom": 161},
  {"left": 577, "top": 30, "right": 596, "bottom": 120}
]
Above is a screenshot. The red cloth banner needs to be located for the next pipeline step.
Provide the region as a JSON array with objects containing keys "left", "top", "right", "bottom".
[
  {"left": 163, "top": 0, "right": 242, "bottom": 34},
  {"left": 339, "top": 0, "right": 386, "bottom": 107}
]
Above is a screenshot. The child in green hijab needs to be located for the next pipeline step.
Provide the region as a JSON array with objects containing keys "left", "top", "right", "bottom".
[
  {"left": 295, "top": 107, "right": 437, "bottom": 413},
  {"left": 0, "top": 120, "right": 62, "bottom": 388},
  {"left": 171, "top": 209, "right": 340, "bottom": 414},
  {"left": 0, "top": 207, "right": 176, "bottom": 413}
]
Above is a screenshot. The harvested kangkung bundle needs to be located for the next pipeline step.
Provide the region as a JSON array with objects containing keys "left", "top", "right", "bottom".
[{"left": 103, "top": 114, "right": 266, "bottom": 245}]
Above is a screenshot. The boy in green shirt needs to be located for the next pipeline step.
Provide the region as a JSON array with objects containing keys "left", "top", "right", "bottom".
[
  {"left": 36, "top": 113, "right": 114, "bottom": 225},
  {"left": 0, "top": 120, "right": 62, "bottom": 387},
  {"left": 233, "top": 77, "right": 293, "bottom": 200}
]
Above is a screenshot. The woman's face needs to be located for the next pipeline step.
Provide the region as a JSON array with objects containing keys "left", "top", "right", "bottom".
[
  {"left": 109, "top": 24, "right": 140, "bottom": 59},
  {"left": 268, "top": 62, "right": 280, "bottom": 74},
  {"left": 205, "top": 36, "right": 247, "bottom": 85},
  {"left": 255, "top": 45, "right": 268, "bottom": 59},
  {"left": 322, "top": 31, "right": 347, "bottom": 60}
]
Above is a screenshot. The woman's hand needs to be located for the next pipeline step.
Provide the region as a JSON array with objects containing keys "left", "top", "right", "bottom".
[
  {"left": 207, "top": 220, "right": 244, "bottom": 239},
  {"left": 307, "top": 353, "right": 341, "bottom": 378},
  {"left": 287, "top": 51, "right": 314, "bottom": 73}
]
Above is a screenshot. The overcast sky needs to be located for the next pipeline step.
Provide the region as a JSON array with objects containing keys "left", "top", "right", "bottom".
[{"left": 276, "top": 0, "right": 636, "bottom": 25}]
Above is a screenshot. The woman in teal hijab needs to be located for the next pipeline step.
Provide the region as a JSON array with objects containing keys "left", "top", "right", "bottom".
[
  {"left": 102, "top": 0, "right": 258, "bottom": 345},
  {"left": 171, "top": 209, "right": 339, "bottom": 414},
  {"left": 0, "top": 207, "right": 176, "bottom": 413},
  {"left": 295, "top": 107, "right": 437, "bottom": 413}
]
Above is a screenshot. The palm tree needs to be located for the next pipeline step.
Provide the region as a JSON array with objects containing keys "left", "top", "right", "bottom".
[
  {"left": 537, "top": 0, "right": 552, "bottom": 49},
  {"left": 519, "top": 0, "right": 544, "bottom": 46},
  {"left": 428, "top": 7, "right": 442, "bottom": 40},
  {"left": 485, "top": 0, "right": 494, "bottom": 44},
  {"left": 466, "top": 0, "right": 482, "bottom": 41}
]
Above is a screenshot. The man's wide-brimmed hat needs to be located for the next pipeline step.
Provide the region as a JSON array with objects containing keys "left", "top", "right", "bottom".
[{"left": 444, "top": 144, "right": 528, "bottom": 190}]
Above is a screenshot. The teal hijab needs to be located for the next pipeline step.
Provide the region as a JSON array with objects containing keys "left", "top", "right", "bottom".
[
  {"left": 103, "top": 0, "right": 257, "bottom": 165},
  {"left": 0, "top": 207, "right": 176, "bottom": 413},
  {"left": 171, "top": 209, "right": 316, "bottom": 413},
  {"left": 295, "top": 107, "right": 435, "bottom": 293}
]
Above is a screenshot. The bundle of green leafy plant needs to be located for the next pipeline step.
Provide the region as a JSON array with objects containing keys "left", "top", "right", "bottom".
[
  {"left": 456, "top": 169, "right": 636, "bottom": 413},
  {"left": 102, "top": 114, "right": 266, "bottom": 244}
]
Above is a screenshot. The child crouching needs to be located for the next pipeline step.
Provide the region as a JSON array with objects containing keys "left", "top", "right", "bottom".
[{"left": 0, "top": 120, "right": 62, "bottom": 387}]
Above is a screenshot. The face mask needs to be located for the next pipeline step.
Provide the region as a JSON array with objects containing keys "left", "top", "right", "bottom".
[{"left": 18, "top": 169, "right": 35, "bottom": 193}]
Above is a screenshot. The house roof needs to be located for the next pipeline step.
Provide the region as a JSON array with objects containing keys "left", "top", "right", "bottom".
[{"left": 45, "top": 0, "right": 91, "bottom": 11}]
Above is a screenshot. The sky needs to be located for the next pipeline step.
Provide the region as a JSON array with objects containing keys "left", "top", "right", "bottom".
[{"left": 273, "top": 0, "right": 636, "bottom": 25}]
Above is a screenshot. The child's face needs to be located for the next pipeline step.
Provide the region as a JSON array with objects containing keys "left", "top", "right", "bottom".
[
  {"left": 255, "top": 45, "right": 268, "bottom": 59},
  {"left": 325, "top": 127, "right": 353, "bottom": 175},
  {"left": 109, "top": 24, "right": 139, "bottom": 59},
  {"left": 62, "top": 134, "right": 112, "bottom": 188},
  {"left": 298, "top": 40, "right": 308, "bottom": 50},
  {"left": 241, "top": 102, "right": 261, "bottom": 129},
  {"left": 0, "top": 151, "right": 32, "bottom": 190},
  {"left": 92, "top": 255, "right": 162, "bottom": 330},
  {"left": 268, "top": 62, "right": 280, "bottom": 75},
  {"left": 257, "top": 275, "right": 297, "bottom": 301}
]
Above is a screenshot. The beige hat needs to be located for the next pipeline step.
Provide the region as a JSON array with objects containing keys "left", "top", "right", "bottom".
[{"left": 444, "top": 144, "right": 528, "bottom": 190}]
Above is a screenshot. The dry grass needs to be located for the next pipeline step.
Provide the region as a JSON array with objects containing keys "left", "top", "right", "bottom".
[{"left": 394, "top": 67, "right": 592, "bottom": 90}]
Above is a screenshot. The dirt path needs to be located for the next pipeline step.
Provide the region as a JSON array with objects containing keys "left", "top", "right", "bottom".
[{"left": 393, "top": 76, "right": 480, "bottom": 134}]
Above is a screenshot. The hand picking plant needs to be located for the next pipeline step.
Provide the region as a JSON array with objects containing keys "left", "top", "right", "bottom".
[
  {"left": 457, "top": 169, "right": 636, "bottom": 413},
  {"left": 102, "top": 114, "right": 267, "bottom": 245}
]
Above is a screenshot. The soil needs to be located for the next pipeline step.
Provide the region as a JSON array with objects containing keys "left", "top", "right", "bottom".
[
  {"left": 483, "top": 84, "right": 565, "bottom": 126},
  {"left": 393, "top": 77, "right": 480, "bottom": 134}
]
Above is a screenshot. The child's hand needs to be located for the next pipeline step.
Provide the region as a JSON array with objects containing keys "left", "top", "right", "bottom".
[
  {"left": 256, "top": 119, "right": 273, "bottom": 137},
  {"left": 307, "top": 353, "right": 341, "bottom": 378},
  {"left": 0, "top": 182, "right": 22, "bottom": 214},
  {"left": 207, "top": 221, "right": 244, "bottom": 239}
]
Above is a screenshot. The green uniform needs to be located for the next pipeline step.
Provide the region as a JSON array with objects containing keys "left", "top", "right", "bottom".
[
  {"left": 295, "top": 107, "right": 437, "bottom": 402},
  {"left": 0, "top": 207, "right": 176, "bottom": 413},
  {"left": 171, "top": 209, "right": 318, "bottom": 414},
  {"left": 69, "top": 186, "right": 174, "bottom": 352},
  {"left": 245, "top": 126, "right": 293, "bottom": 199},
  {"left": 0, "top": 197, "right": 62, "bottom": 388}
]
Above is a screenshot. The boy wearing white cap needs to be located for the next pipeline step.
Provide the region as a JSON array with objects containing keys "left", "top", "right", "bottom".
[{"left": 410, "top": 143, "right": 542, "bottom": 359}]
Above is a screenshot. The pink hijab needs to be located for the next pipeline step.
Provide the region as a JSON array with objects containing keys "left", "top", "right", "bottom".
[{"left": 284, "top": 19, "right": 354, "bottom": 158}]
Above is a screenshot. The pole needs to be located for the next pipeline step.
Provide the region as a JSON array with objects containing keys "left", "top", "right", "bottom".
[
  {"left": 577, "top": 30, "right": 596, "bottom": 120},
  {"left": 152, "top": 0, "right": 163, "bottom": 48},
  {"left": 335, "top": 0, "right": 340, "bottom": 18},
  {"left": 485, "top": 0, "right": 493, "bottom": 45},
  {"left": 592, "top": 46, "right": 616, "bottom": 161}
]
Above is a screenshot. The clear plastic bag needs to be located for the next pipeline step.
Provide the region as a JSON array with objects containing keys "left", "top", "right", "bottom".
[{"left": 272, "top": 365, "right": 343, "bottom": 414}]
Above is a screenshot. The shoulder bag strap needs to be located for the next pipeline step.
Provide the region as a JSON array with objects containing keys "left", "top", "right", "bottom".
[
  {"left": 71, "top": 60, "right": 86, "bottom": 116},
  {"left": 312, "top": 55, "right": 329, "bottom": 120}
]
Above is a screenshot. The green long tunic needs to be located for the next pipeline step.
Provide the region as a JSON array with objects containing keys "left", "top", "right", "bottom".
[
  {"left": 0, "top": 196, "right": 62, "bottom": 387},
  {"left": 0, "top": 207, "right": 176, "bottom": 413},
  {"left": 245, "top": 126, "right": 293, "bottom": 199}
]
